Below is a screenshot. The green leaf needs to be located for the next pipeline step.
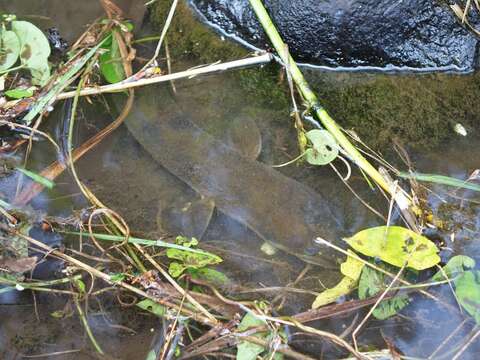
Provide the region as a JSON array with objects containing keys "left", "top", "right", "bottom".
[
  {"left": 11, "top": 21, "right": 51, "bottom": 85},
  {"left": 345, "top": 226, "right": 440, "bottom": 270},
  {"left": 188, "top": 267, "right": 231, "bottom": 288},
  {"left": 16, "top": 167, "right": 55, "bottom": 189},
  {"left": 136, "top": 299, "right": 166, "bottom": 317},
  {"left": 0, "top": 30, "right": 20, "bottom": 71},
  {"left": 166, "top": 248, "right": 222, "bottom": 271},
  {"left": 312, "top": 251, "right": 364, "bottom": 309},
  {"left": 237, "top": 313, "right": 267, "bottom": 360},
  {"left": 432, "top": 255, "right": 475, "bottom": 282},
  {"left": 454, "top": 271, "right": 480, "bottom": 324},
  {"left": 238, "top": 312, "right": 266, "bottom": 331},
  {"left": 168, "top": 262, "right": 186, "bottom": 277},
  {"left": 145, "top": 350, "right": 157, "bottom": 360},
  {"left": 237, "top": 339, "right": 264, "bottom": 360},
  {"left": 99, "top": 29, "right": 126, "bottom": 84},
  {"left": 74, "top": 279, "right": 86, "bottom": 294},
  {"left": 398, "top": 172, "right": 480, "bottom": 192},
  {"left": 22, "top": 37, "right": 108, "bottom": 125},
  {"left": 358, "top": 266, "right": 410, "bottom": 320},
  {"left": 175, "top": 236, "right": 198, "bottom": 248},
  {"left": 109, "top": 273, "right": 125, "bottom": 283},
  {"left": 304, "top": 129, "right": 338, "bottom": 165},
  {"left": 5, "top": 87, "right": 33, "bottom": 99}
]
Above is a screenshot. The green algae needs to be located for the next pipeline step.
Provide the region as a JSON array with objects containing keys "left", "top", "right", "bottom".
[
  {"left": 150, "top": 0, "right": 289, "bottom": 110},
  {"left": 151, "top": 1, "right": 480, "bottom": 150}
]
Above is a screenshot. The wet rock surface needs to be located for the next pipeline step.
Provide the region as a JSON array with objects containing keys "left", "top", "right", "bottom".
[{"left": 190, "top": 0, "right": 479, "bottom": 70}]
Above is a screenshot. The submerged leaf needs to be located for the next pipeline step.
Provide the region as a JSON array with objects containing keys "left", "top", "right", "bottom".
[
  {"left": 16, "top": 167, "right": 55, "bottom": 189},
  {"left": 188, "top": 267, "right": 231, "bottom": 288},
  {"left": 358, "top": 266, "right": 410, "bottom": 320},
  {"left": 345, "top": 226, "right": 440, "bottom": 270},
  {"left": 312, "top": 251, "right": 364, "bottom": 309},
  {"left": 304, "top": 129, "right": 338, "bottom": 165},
  {"left": 137, "top": 299, "right": 166, "bottom": 317},
  {"left": 166, "top": 247, "right": 222, "bottom": 278},
  {"left": 0, "top": 30, "right": 20, "bottom": 71},
  {"left": 432, "top": 255, "right": 475, "bottom": 282},
  {"left": 454, "top": 271, "right": 480, "bottom": 324},
  {"left": 236, "top": 313, "right": 285, "bottom": 360},
  {"left": 166, "top": 237, "right": 222, "bottom": 278}
]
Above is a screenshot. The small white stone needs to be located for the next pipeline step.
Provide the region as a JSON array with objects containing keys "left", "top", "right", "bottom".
[
  {"left": 260, "top": 242, "right": 277, "bottom": 256},
  {"left": 454, "top": 123, "right": 467, "bottom": 136},
  {"left": 15, "top": 284, "right": 25, "bottom": 291}
]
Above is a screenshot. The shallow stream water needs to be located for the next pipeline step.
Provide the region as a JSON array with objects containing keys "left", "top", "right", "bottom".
[{"left": 1, "top": 1, "right": 480, "bottom": 359}]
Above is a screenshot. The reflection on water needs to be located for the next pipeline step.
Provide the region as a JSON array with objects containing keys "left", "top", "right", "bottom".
[{"left": 1, "top": 2, "right": 480, "bottom": 359}]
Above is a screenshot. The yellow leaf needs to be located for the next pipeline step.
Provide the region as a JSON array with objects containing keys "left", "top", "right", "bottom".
[
  {"left": 312, "top": 276, "right": 357, "bottom": 309},
  {"left": 341, "top": 250, "right": 365, "bottom": 279},
  {"left": 312, "top": 251, "right": 364, "bottom": 309},
  {"left": 344, "top": 226, "right": 440, "bottom": 270}
]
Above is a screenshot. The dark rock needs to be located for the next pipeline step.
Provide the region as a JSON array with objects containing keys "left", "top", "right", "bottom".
[{"left": 190, "top": 0, "right": 479, "bottom": 71}]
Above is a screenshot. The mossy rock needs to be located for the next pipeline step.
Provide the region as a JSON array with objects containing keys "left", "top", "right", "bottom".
[
  {"left": 150, "top": 0, "right": 288, "bottom": 109},
  {"left": 150, "top": 1, "right": 480, "bottom": 150}
]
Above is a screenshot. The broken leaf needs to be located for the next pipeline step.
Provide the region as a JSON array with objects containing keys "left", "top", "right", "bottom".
[
  {"left": 358, "top": 266, "right": 410, "bottom": 320},
  {"left": 312, "top": 250, "right": 364, "bottom": 309},
  {"left": 304, "top": 129, "right": 338, "bottom": 165},
  {"left": 345, "top": 226, "right": 440, "bottom": 270}
]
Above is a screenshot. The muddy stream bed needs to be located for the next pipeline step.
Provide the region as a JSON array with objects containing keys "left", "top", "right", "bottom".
[{"left": 1, "top": 1, "right": 480, "bottom": 359}]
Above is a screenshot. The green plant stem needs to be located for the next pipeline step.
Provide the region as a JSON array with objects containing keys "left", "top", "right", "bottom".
[
  {"left": 74, "top": 295, "right": 104, "bottom": 355},
  {"left": 247, "top": 0, "right": 407, "bottom": 204}
]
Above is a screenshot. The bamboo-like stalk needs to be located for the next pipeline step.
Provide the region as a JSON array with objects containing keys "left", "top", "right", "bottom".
[
  {"left": 247, "top": 0, "right": 410, "bottom": 208},
  {"left": 62, "top": 54, "right": 273, "bottom": 99}
]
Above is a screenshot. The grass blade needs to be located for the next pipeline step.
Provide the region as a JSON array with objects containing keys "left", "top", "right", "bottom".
[
  {"left": 16, "top": 167, "right": 55, "bottom": 189},
  {"left": 398, "top": 172, "right": 480, "bottom": 192},
  {"left": 66, "top": 231, "right": 218, "bottom": 256}
]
